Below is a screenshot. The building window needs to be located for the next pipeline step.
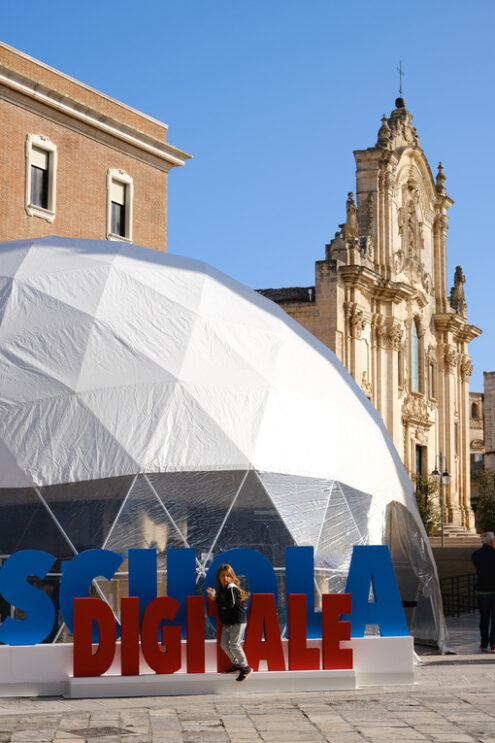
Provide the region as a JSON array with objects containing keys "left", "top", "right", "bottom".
[
  {"left": 107, "top": 170, "right": 133, "bottom": 242},
  {"left": 414, "top": 444, "right": 426, "bottom": 486},
  {"left": 471, "top": 402, "right": 479, "bottom": 419},
  {"left": 411, "top": 320, "right": 420, "bottom": 393},
  {"left": 25, "top": 135, "right": 57, "bottom": 222}
]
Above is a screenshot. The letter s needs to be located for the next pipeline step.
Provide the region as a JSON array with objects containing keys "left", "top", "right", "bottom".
[{"left": 0, "top": 550, "right": 56, "bottom": 645}]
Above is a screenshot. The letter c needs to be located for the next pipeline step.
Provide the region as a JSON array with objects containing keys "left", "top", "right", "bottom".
[{"left": 60, "top": 549, "right": 122, "bottom": 639}]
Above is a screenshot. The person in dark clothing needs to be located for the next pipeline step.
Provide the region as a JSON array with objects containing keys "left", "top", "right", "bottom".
[
  {"left": 471, "top": 532, "right": 495, "bottom": 651},
  {"left": 207, "top": 563, "right": 252, "bottom": 682}
]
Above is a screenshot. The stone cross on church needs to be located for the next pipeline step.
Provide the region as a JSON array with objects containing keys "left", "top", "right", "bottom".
[
  {"left": 397, "top": 61, "right": 405, "bottom": 97},
  {"left": 259, "top": 98, "right": 481, "bottom": 533}
]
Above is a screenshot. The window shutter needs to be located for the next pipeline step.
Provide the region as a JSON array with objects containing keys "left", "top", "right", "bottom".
[
  {"left": 110, "top": 181, "right": 126, "bottom": 205},
  {"left": 31, "top": 146, "right": 49, "bottom": 170}
]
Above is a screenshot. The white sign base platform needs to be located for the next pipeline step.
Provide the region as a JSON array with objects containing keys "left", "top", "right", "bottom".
[
  {"left": 67, "top": 668, "right": 356, "bottom": 698},
  {"left": 0, "top": 636, "right": 414, "bottom": 698}
]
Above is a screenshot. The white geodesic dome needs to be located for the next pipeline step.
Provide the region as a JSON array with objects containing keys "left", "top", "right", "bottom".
[{"left": 0, "top": 236, "right": 445, "bottom": 646}]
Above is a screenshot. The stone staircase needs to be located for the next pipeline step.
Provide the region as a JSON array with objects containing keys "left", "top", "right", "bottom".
[
  {"left": 429, "top": 533, "right": 481, "bottom": 548},
  {"left": 429, "top": 525, "right": 482, "bottom": 549}
]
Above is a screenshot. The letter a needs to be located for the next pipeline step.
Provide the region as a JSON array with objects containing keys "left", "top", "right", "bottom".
[{"left": 345, "top": 545, "right": 409, "bottom": 637}]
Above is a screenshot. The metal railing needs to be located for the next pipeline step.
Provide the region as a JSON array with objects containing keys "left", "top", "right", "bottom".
[{"left": 439, "top": 573, "right": 477, "bottom": 616}]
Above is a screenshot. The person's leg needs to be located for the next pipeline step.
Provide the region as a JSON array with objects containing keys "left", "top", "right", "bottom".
[
  {"left": 224, "top": 623, "right": 248, "bottom": 668},
  {"left": 478, "top": 595, "right": 490, "bottom": 647},
  {"left": 488, "top": 595, "right": 495, "bottom": 648},
  {"left": 220, "top": 625, "right": 237, "bottom": 664}
]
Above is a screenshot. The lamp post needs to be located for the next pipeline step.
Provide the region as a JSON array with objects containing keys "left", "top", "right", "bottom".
[{"left": 431, "top": 455, "right": 451, "bottom": 548}]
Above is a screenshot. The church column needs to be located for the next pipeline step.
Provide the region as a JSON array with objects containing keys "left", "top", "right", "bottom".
[
  {"left": 459, "top": 349, "right": 475, "bottom": 530},
  {"left": 433, "top": 164, "right": 454, "bottom": 314},
  {"left": 384, "top": 318, "right": 403, "bottom": 443},
  {"left": 442, "top": 338, "right": 462, "bottom": 527},
  {"left": 370, "top": 306, "right": 378, "bottom": 408},
  {"left": 380, "top": 163, "right": 397, "bottom": 279},
  {"left": 375, "top": 310, "right": 386, "bottom": 421}
]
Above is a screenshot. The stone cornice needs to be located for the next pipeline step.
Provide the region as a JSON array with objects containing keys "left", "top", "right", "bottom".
[
  {"left": 433, "top": 313, "right": 482, "bottom": 342},
  {"left": 339, "top": 265, "right": 419, "bottom": 303},
  {"left": 0, "top": 64, "right": 192, "bottom": 171}
]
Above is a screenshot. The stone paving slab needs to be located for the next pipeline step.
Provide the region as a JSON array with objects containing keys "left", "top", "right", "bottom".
[{"left": 0, "top": 614, "right": 494, "bottom": 742}]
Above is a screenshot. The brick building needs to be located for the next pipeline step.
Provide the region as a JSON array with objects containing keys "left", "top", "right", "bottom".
[{"left": 0, "top": 42, "right": 190, "bottom": 250}]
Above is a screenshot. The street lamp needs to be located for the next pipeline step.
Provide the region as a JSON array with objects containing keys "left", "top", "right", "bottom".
[{"left": 431, "top": 456, "right": 451, "bottom": 548}]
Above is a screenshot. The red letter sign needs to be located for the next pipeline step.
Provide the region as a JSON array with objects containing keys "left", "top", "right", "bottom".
[
  {"left": 73, "top": 598, "right": 116, "bottom": 677},
  {"left": 141, "top": 597, "right": 181, "bottom": 674},
  {"left": 186, "top": 595, "right": 205, "bottom": 673},
  {"left": 288, "top": 594, "right": 319, "bottom": 670},
  {"left": 322, "top": 593, "right": 353, "bottom": 669},
  {"left": 121, "top": 596, "right": 140, "bottom": 676},
  {"left": 244, "top": 594, "right": 286, "bottom": 671}
]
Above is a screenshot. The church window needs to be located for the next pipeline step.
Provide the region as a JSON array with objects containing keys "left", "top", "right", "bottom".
[
  {"left": 471, "top": 402, "right": 479, "bottom": 419},
  {"left": 414, "top": 444, "right": 426, "bottom": 486},
  {"left": 411, "top": 321, "right": 420, "bottom": 393},
  {"left": 25, "top": 134, "right": 57, "bottom": 222}
]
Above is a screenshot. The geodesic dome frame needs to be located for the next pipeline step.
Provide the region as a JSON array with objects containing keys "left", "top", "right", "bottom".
[{"left": 0, "top": 236, "right": 446, "bottom": 647}]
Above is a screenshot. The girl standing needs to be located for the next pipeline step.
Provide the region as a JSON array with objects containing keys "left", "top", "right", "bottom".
[{"left": 207, "top": 563, "right": 252, "bottom": 682}]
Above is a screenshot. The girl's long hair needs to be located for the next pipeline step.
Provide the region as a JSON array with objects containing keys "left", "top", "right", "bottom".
[{"left": 215, "top": 563, "right": 250, "bottom": 601}]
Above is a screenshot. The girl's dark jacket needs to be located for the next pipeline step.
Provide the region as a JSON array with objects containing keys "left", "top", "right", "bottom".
[{"left": 215, "top": 583, "right": 247, "bottom": 626}]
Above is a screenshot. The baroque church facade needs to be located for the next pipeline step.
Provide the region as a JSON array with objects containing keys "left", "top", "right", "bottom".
[{"left": 260, "top": 98, "right": 481, "bottom": 532}]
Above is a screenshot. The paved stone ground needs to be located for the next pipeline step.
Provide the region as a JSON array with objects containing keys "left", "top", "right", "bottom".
[{"left": 1, "top": 614, "right": 495, "bottom": 743}]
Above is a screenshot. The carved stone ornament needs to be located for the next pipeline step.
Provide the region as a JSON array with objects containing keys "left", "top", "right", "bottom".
[
  {"left": 349, "top": 304, "right": 366, "bottom": 339},
  {"left": 366, "top": 193, "right": 374, "bottom": 232},
  {"left": 434, "top": 213, "right": 449, "bottom": 235},
  {"left": 415, "top": 427, "right": 428, "bottom": 445},
  {"left": 436, "top": 162, "right": 447, "bottom": 195},
  {"left": 460, "top": 354, "right": 473, "bottom": 380},
  {"left": 359, "top": 235, "right": 374, "bottom": 263},
  {"left": 397, "top": 206, "right": 404, "bottom": 237},
  {"left": 376, "top": 114, "right": 392, "bottom": 148},
  {"left": 421, "top": 271, "right": 433, "bottom": 295},
  {"left": 393, "top": 249, "right": 405, "bottom": 275},
  {"left": 389, "top": 323, "right": 404, "bottom": 351},
  {"left": 402, "top": 394, "right": 433, "bottom": 425},
  {"left": 345, "top": 192, "right": 358, "bottom": 239},
  {"left": 414, "top": 316, "right": 425, "bottom": 337},
  {"left": 361, "top": 371, "right": 373, "bottom": 398},
  {"left": 449, "top": 265, "right": 467, "bottom": 317},
  {"left": 471, "top": 438, "right": 484, "bottom": 451},
  {"left": 376, "top": 320, "right": 403, "bottom": 350},
  {"left": 397, "top": 196, "right": 428, "bottom": 287},
  {"left": 444, "top": 346, "right": 459, "bottom": 372},
  {"left": 426, "top": 344, "right": 437, "bottom": 363},
  {"left": 376, "top": 320, "right": 387, "bottom": 348},
  {"left": 381, "top": 101, "right": 421, "bottom": 150}
]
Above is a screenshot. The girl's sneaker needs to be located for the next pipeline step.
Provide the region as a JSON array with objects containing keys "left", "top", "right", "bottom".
[
  {"left": 224, "top": 665, "right": 240, "bottom": 673},
  {"left": 236, "top": 666, "right": 252, "bottom": 682}
]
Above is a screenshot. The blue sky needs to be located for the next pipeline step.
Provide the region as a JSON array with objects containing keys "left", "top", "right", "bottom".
[{"left": 2, "top": 0, "right": 494, "bottom": 389}]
